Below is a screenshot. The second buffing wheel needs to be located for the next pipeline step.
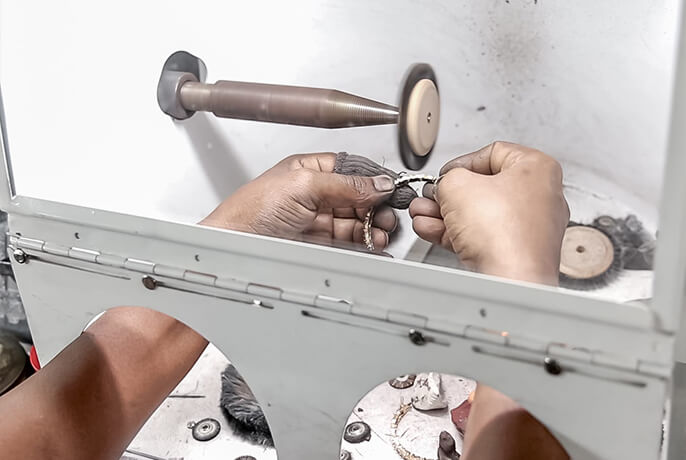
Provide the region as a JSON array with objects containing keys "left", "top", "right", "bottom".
[
  {"left": 559, "top": 225, "right": 618, "bottom": 287},
  {"left": 398, "top": 64, "right": 440, "bottom": 170}
]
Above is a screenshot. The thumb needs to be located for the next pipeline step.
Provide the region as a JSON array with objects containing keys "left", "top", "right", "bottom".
[
  {"left": 434, "top": 167, "right": 479, "bottom": 206},
  {"left": 309, "top": 171, "right": 395, "bottom": 208}
]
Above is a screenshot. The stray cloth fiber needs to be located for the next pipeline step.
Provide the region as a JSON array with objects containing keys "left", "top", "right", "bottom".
[{"left": 333, "top": 152, "right": 417, "bottom": 209}]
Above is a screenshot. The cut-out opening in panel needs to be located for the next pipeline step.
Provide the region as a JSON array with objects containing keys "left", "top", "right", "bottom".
[
  {"left": 341, "top": 372, "right": 476, "bottom": 460},
  {"left": 78, "top": 306, "right": 277, "bottom": 460},
  {"left": 340, "top": 371, "right": 578, "bottom": 460}
]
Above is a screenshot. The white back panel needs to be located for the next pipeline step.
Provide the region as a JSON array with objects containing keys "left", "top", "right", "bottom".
[{"left": 0, "top": 1, "right": 677, "bottom": 223}]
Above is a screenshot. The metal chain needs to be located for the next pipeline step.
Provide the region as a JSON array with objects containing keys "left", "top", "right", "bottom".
[
  {"left": 363, "top": 174, "right": 439, "bottom": 252},
  {"left": 393, "top": 173, "right": 439, "bottom": 188},
  {"left": 390, "top": 402, "right": 434, "bottom": 460}
]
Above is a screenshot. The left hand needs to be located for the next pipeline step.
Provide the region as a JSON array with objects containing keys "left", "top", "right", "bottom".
[{"left": 200, "top": 153, "right": 399, "bottom": 249}]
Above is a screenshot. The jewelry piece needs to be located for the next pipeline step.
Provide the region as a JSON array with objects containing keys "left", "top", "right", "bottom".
[
  {"left": 393, "top": 173, "right": 439, "bottom": 188},
  {"left": 363, "top": 174, "right": 439, "bottom": 252},
  {"left": 390, "top": 402, "right": 433, "bottom": 460},
  {"left": 363, "top": 208, "right": 376, "bottom": 251}
]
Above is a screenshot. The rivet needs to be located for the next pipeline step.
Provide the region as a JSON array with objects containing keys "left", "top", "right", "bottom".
[
  {"left": 408, "top": 329, "right": 426, "bottom": 346},
  {"left": 142, "top": 275, "right": 158, "bottom": 290},
  {"left": 544, "top": 356, "right": 563, "bottom": 375},
  {"left": 12, "top": 249, "right": 27, "bottom": 264}
]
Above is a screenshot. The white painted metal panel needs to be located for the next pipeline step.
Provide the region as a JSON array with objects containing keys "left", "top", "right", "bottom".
[{"left": 7, "top": 208, "right": 669, "bottom": 459}]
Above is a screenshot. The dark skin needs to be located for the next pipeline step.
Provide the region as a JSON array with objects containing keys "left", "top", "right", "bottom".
[
  {"left": 201, "top": 153, "right": 399, "bottom": 248},
  {"left": 0, "top": 307, "right": 209, "bottom": 460},
  {"left": 0, "top": 144, "right": 569, "bottom": 460}
]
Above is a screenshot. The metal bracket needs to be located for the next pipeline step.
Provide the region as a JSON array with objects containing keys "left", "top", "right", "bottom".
[{"left": 156, "top": 51, "right": 207, "bottom": 120}]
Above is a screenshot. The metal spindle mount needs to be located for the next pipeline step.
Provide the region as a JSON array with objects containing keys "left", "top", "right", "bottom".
[
  {"left": 157, "top": 51, "right": 397, "bottom": 128},
  {"left": 156, "top": 51, "right": 439, "bottom": 170}
]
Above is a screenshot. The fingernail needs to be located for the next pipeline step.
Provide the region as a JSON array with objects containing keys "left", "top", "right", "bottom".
[
  {"left": 422, "top": 183, "right": 435, "bottom": 199},
  {"left": 372, "top": 175, "right": 395, "bottom": 192}
]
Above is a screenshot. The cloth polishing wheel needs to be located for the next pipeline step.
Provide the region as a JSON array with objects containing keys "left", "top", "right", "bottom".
[
  {"left": 559, "top": 224, "right": 621, "bottom": 289},
  {"left": 398, "top": 63, "right": 439, "bottom": 170},
  {"left": 389, "top": 373, "right": 417, "bottom": 389},
  {"left": 190, "top": 418, "right": 221, "bottom": 441},
  {"left": 344, "top": 421, "right": 372, "bottom": 443}
]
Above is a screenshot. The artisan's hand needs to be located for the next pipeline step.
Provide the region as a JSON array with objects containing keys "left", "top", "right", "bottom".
[
  {"left": 201, "top": 153, "right": 398, "bottom": 249},
  {"left": 410, "top": 142, "right": 569, "bottom": 284}
]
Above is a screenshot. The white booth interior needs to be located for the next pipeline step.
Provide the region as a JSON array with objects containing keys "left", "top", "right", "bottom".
[{"left": 0, "top": 1, "right": 682, "bottom": 459}]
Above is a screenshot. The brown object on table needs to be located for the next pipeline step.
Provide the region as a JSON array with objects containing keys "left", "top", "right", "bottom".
[
  {"left": 437, "top": 431, "right": 461, "bottom": 460},
  {"left": 450, "top": 395, "right": 473, "bottom": 435},
  {"left": 559, "top": 226, "right": 615, "bottom": 279}
]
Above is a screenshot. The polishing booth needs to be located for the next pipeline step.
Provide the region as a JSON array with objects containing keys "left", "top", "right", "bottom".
[{"left": 1, "top": 1, "right": 685, "bottom": 459}]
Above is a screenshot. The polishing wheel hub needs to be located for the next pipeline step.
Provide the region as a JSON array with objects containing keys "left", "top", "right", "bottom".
[
  {"left": 405, "top": 79, "right": 439, "bottom": 157},
  {"left": 560, "top": 226, "right": 615, "bottom": 279},
  {"left": 398, "top": 63, "right": 439, "bottom": 170}
]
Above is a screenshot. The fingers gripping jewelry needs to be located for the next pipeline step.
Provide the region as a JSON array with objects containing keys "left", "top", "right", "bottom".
[{"left": 363, "top": 174, "right": 439, "bottom": 251}]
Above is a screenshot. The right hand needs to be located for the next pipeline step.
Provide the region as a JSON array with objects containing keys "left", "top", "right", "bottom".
[{"left": 410, "top": 141, "right": 569, "bottom": 285}]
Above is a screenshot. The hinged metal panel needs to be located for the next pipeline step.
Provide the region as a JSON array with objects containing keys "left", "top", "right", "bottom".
[
  {"left": 3, "top": 207, "right": 674, "bottom": 460},
  {"left": 8, "top": 234, "right": 672, "bottom": 380}
]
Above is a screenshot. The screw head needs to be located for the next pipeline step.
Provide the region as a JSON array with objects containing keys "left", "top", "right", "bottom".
[
  {"left": 12, "top": 249, "right": 27, "bottom": 264},
  {"left": 408, "top": 329, "right": 426, "bottom": 346},
  {"left": 544, "top": 356, "right": 563, "bottom": 375},
  {"left": 142, "top": 275, "right": 158, "bottom": 290}
]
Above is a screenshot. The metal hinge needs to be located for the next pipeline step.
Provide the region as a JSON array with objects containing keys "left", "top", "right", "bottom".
[{"left": 8, "top": 235, "right": 672, "bottom": 381}]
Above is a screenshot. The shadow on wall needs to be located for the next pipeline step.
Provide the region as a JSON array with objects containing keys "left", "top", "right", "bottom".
[{"left": 179, "top": 112, "right": 252, "bottom": 201}]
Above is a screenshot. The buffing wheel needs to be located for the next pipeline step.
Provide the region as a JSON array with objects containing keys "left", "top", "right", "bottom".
[
  {"left": 344, "top": 421, "right": 372, "bottom": 443},
  {"left": 398, "top": 64, "right": 440, "bottom": 170},
  {"left": 560, "top": 226, "right": 615, "bottom": 280},
  {"left": 191, "top": 418, "right": 221, "bottom": 441},
  {"left": 388, "top": 374, "right": 417, "bottom": 389}
]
